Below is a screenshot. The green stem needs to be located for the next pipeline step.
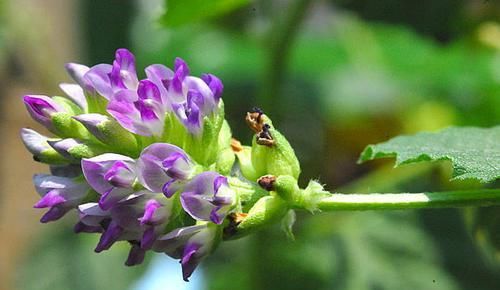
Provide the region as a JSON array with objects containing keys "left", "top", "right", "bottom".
[
  {"left": 313, "top": 189, "right": 500, "bottom": 211},
  {"left": 258, "top": 0, "right": 313, "bottom": 109}
]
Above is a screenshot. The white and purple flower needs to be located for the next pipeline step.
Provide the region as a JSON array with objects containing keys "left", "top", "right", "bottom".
[
  {"left": 82, "top": 153, "right": 137, "bottom": 210},
  {"left": 180, "top": 172, "right": 236, "bottom": 225},
  {"left": 138, "top": 143, "right": 195, "bottom": 197},
  {"left": 33, "top": 174, "right": 90, "bottom": 223}
]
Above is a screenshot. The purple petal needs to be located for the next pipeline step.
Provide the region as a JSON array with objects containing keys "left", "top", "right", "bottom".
[
  {"left": 98, "top": 187, "right": 131, "bottom": 210},
  {"left": 180, "top": 191, "right": 215, "bottom": 223},
  {"left": 174, "top": 58, "right": 190, "bottom": 80},
  {"left": 161, "top": 179, "right": 181, "bottom": 198},
  {"left": 40, "top": 206, "right": 67, "bottom": 223},
  {"left": 181, "top": 242, "right": 201, "bottom": 282},
  {"left": 172, "top": 102, "right": 202, "bottom": 135},
  {"left": 74, "top": 221, "right": 103, "bottom": 233},
  {"left": 95, "top": 221, "right": 123, "bottom": 252},
  {"left": 33, "top": 190, "right": 66, "bottom": 208},
  {"left": 145, "top": 64, "right": 173, "bottom": 104},
  {"left": 33, "top": 174, "right": 89, "bottom": 205},
  {"left": 125, "top": 243, "right": 146, "bottom": 266},
  {"left": 171, "top": 58, "right": 189, "bottom": 95},
  {"left": 65, "top": 63, "right": 95, "bottom": 93},
  {"left": 85, "top": 64, "right": 113, "bottom": 99},
  {"left": 133, "top": 99, "right": 159, "bottom": 121},
  {"left": 78, "top": 202, "right": 110, "bottom": 226},
  {"left": 185, "top": 76, "right": 217, "bottom": 115},
  {"left": 107, "top": 99, "right": 164, "bottom": 136},
  {"left": 180, "top": 172, "right": 234, "bottom": 224},
  {"left": 139, "top": 199, "right": 162, "bottom": 225},
  {"left": 137, "top": 143, "right": 193, "bottom": 193},
  {"left": 114, "top": 48, "right": 138, "bottom": 89},
  {"left": 137, "top": 80, "right": 162, "bottom": 103},
  {"left": 20, "top": 128, "right": 52, "bottom": 156},
  {"left": 59, "top": 83, "right": 88, "bottom": 110},
  {"left": 140, "top": 227, "right": 156, "bottom": 250},
  {"left": 81, "top": 153, "right": 136, "bottom": 194},
  {"left": 201, "top": 73, "right": 224, "bottom": 101},
  {"left": 152, "top": 225, "right": 205, "bottom": 257}
]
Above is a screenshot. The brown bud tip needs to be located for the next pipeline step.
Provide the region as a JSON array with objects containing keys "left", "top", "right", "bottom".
[
  {"left": 258, "top": 175, "right": 277, "bottom": 191},
  {"left": 230, "top": 138, "right": 243, "bottom": 152},
  {"left": 223, "top": 213, "right": 249, "bottom": 239},
  {"left": 245, "top": 107, "right": 265, "bottom": 133},
  {"left": 256, "top": 123, "right": 275, "bottom": 147}
]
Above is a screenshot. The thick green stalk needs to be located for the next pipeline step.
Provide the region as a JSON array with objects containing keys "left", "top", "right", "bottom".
[{"left": 313, "top": 189, "right": 500, "bottom": 211}]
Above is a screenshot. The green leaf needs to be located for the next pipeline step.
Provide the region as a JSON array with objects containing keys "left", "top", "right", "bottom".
[
  {"left": 359, "top": 126, "right": 500, "bottom": 183},
  {"left": 160, "top": 0, "right": 250, "bottom": 27}
]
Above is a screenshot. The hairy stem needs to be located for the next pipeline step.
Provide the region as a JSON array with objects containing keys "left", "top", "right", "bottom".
[{"left": 313, "top": 189, "right": 500, "bottom": 211}]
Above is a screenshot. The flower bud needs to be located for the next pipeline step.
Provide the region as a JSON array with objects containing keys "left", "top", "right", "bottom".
[
  {"left": 59, "top": 83, "right": 88, "bottom": 111},
  {"left": 251, "top": 124, "right": 301, "bottom": 179},
  {"left": 20, "top": 128, "right": 67, "bottom": 164},
  {"left": 65, "top": 62, "right": 95, "bottom": 93},
  {"left": 48, "top": 138, "right": 107, "bottom": 161},
  {"left": 225, "top": 195, "right": 288, "bottom": 240},
  {"left": 241, "top": 109, "right": 301, "bottom": 180},
  {"left": 73, "top": 114, "right": 139, "bottom": 156},
  {"left": 23, "top": 95, "right": 65, "bottom": 131}
]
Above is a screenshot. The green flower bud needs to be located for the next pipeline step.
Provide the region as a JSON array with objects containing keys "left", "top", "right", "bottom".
[
  {"left": 51, "top": 112, "right": 92, "bottom": 140},
  {"left": 224, "top": 195, "right": 288, "bottom": 240},
  {"left": 234, "top": 145, "right": 260, "bottom": 181},
  {"left": 48, "top": 139, "right": 108, "bottom": 161},
  {"left": 73, "top": 114, "right": 139, "bottom": 156},
  {"left": 20, "top": 128, "right": 68, "bottom": 164},
  {"left": 250, "top": 123, "right": 301, "bottom": 179}
]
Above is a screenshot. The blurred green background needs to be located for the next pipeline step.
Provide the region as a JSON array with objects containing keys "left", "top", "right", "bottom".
[{"left": 0, "top": 0, "right": 499, "bottom": 289}]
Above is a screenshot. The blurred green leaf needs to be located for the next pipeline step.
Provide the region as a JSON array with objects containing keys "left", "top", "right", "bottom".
[
  {"left": 205, "top": 211, "right": 461, "bottom": 290},
  {"left": 359, "top": 126, "right": 500, "bottom": 183},
  {"left": 160, "top": 0, "right": 251, "bottom": 27}
]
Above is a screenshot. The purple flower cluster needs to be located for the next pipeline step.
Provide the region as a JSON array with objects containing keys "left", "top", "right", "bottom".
[{"left": 21, "top": 49, "right": 234, "bottom": 281}]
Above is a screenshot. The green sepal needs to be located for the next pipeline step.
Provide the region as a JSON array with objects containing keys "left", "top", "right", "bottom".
[
  {"left": 280, "top": 209, "right": 296, "bottom": 241},
  {"left": 215, "top": 147, "right": 235, "bottom": 175},
  {"left": 34, "top": 146, "right": 68, "bottom": 165},
  {"left": 227, "top": 177, "right": 267, "bottom": 212},
  {"left": 218, "top": 120, "right": 232, "bottom": 149},
  {"left": 214, "top": 120, "right": 235, "bottom": 174},
  {"left": 235, "top": 146, "right": 259, "bottom": 182},
  {"left": 292, "top": 179, "right": 330, "bottom": 212},
  {"left": 52, "top": 96, "right": 83, "bottom": 115},
  {"left": 86, "top": 94, "right": 108, "bottom": 115},
  {"left": 162, "top": 113, "right": 189, "bottom": 148},
  {"left": 229, "top": 195, "right": 288, "bottom": 239},
  {"left": 95, "top": 117, "right": 140, "bottom": 157},
  {"left": 251, "top": 126, "right": 301, "bottom": 179},
  {"left": 51, "top": 112, "right": 92, "bottom": 139},
  {"left": 187, "top": 101, "right": 226, "bottom": 166},
  {"left": 273, "top": 175, "right": 300, "bottom": 203},
  {"left": 66, "top": 141, "right": 108, "bottom": 160}
]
